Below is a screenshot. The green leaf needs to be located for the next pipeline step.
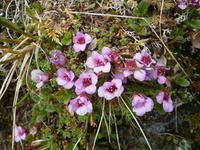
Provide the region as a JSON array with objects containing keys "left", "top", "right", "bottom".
[
  {"left": 31, "top": 2, "right": 43, "bottom": 14},
  {"left": 134, "top": 0, "right": 149, "bottom": 16},
  {"left": 84, "top": 3, "right": 95, "bottom": 11},
  {"left": 173, "top": 138, "right": 179, "bottom": 144},
  {"left": 77, "top": 0, "right": 84, "bottom": 2},
  {"left": 72, "top": 23, "right": 82, "bottom": 30},
  {"left": 32, "top": 96, "right": 41, "bottom": 102},
  {"left": 92, "top": 27, "right": 100, "bottom": 33},
  {"left": 46, "top": 104, "right": 55, "bottom": 112},
  {"left": 13, "top": 90, "right": 31, "bottom": 107},
  {"left": 64, "top": 32, "right": 72, "bottom": 39},
  {"left": 50, "top": 78, "right": 57, "bottom": 87},
  {"left": 0, "top": 16, "right": 37, "bottom": 39},
  {"left": 55, "top": 89, "right": 70, "bottom": 104},
  {"left": 61, "top": 38, "right": 72, "bottom": 45},
  {"left": 188, "top": 20, "right": 200, "bottom": 29},
  {"left": 130, "top": 24, "right": 147, "bottom": 35},
  {"left": 25, "top": 7, "right": 39, "bottom": 22},
  {"left": 139, "top": 17, "right": 150, "bottom": 25},
  {"left": 169, "top": 28, "right": 185, "bottom": 39},
  {"left": 61, "top": 32, "right": 72, "bottom": 45},
  {"left": 26, "top": 7, "right": 35, "bottom": 16},
  {"left": 177, "top": 78, "right": 190, "bottom": 87},
  {"left": 36, "top": 111, "right": 47, "bottom": 123},
  {"left": 154, "top": 103, "right": 165, "bottom": 114},
  {"left": 120, "top": 39, "right": 130, "bottom": 46},
  {"left": 166, "top": 136, "right": 172, "bottom": 141}
]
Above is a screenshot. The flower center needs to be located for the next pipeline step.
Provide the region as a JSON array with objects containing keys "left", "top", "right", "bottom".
[
  {"left": 63, "top": 74, "right": 70, "bottom": 81},
  {"left": 77, "top": 37, "right": 85, "bottom": 44},
  {"left": 83, "top": 78, "right": 92, "bottom": 87},
  {"left": 125, "top": 60, "right": 137, "bottom": 68},
  {"left": 77, "top": 99, "right": 84, "bottom": 107},
  {"left": 106, "top": 85, "right": 118, "bottom": 93},
  {"left": 134, "top": 100, "right": 145, "bottom": 108},
  {"left": 157, "top": 68, "right": 165, "bottom": 75},
  {"left": 141, "top": 56, "right": 151, "bottom": 66},
  {"left": 163, "top": 92, "right": 170, "bottom": 101},
  {"left": 109, "top": 52, "right": 118, "bottom": 61},
  {"left": 53, "top": 54, "right": 58, "bottom": 60},
  {"left": 96, "top": 59, "right": 105, "bottom": 67}
]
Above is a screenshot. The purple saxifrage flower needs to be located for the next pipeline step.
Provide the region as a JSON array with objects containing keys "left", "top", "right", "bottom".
[
  {"left": 15, "top": 126, "right": 27, "bottom": 142},
  {"left": 98, "top": 79, "right": 124, "bottom": 100},
  {"left": 74, "top": 72, "right": 98, "bottom": 95},
  {"left": 50, "top": 50, "right": 66, "bottom": 67},
  {"left": 73, "top": 32, "right": 92, "bottom": 52},
  {"left": 133, "top": 47, "right": 156, "bottom": 69},
  {"left": 188, "top": 0, "right": 200, "bottom": 7},
  {"left": 156, "top": 90, "right": 173, "bottom": 112},
  {"left": 144, "top": 69, "right": 155, "bottom": 81},
  {"left": 123, "top": 58, "right": 146, "bottom": 81},
  {"left": 68, "top": 94, "right": 93, "bottom": 116},
  {"left": 153, "top": 63, "right": 170, "bottom": 84},
  {"left": 112, "top": 72, "right": 127, "bottom": 84},
  {"left": 178, "top": 0, "right": 187, "bottom": 9},
  {"left": 102, "top": 47, "right": 119, "bottom": 63},
  {"left": 132, "top": 93, "right": 154, "bottom": 116},
  {"left": 86, "top": 51, "right": 111, "bottom": 73},
  {"left": 31, "top": 69, "right": 49, "bottom": 89},
  {"left": 56, "top": 68, "right": 75, "bottom": 89}
]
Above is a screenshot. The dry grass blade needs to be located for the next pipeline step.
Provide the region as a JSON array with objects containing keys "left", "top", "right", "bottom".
[
  {"left": 113, "top": 107, "right": 121, "bottom": 150},
  {"left": 119, "top": 96, "right": 152, "bottom": 150},
  {"left": 12, "top": 51, "right": 32, "bottom": 150},
  {"left": 0, "top": 61, "right": 18, "bottom": 99},
  {"left": 92, "top": 99, "right": 105, "bottom": 150}
]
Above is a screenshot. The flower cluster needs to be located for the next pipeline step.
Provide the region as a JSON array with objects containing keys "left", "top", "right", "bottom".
[
  {"left": 31, "top": 32, "right": 173, "bottom": 117},
  {"left": 178, "top": 0, "right": 200, "bottom": 9}
]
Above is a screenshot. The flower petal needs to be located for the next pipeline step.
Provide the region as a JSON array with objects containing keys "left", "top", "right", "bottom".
[
  {"left": 158, "top": 76, "right": 166, "bottom": 84},
  {"left": 76, "top": 105, "right": 88, "bottom": 116},
  {"left": 163, "top": 101, "right": 173, "bottom": 112},
  {"left": 102, "top": 62, "right": 111, "bottom": 73},
  {"left": 156, "top": 92, "right": 164, "bottom": 104},
  {"left": 85, "top": 85, "right": 96, "bottom": 94},
  {"left": 134, "top": 70, "right": 146, "bottom": 81}
]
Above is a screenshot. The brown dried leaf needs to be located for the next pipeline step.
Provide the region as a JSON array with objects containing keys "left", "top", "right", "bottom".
[
  {"left": 90, "top": 115, "right": 97, "bottom": 127},
  {"left": 192, "top": 31, "right": 200, "bottom": 49},
  {"left": 29, "top": 126, "right": 38, "bottom": 136},
  {"left": 87, "top": 38, "right": 97, "bottom": 51}
]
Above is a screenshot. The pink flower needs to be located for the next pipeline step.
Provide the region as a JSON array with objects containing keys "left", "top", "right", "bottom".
[
  {"left": 133, "top": 47, "right": 156, "bottom": 69},
  {"left": 56, "top": 68, "right": 75, "bottom": 89},
  {"left": 153, "top": 63, "right": 170, "bottom": 84},
  {"left": 15, "top": 126, "right": 27, "bottom": 142},
  {"left": 98, "top": 79, "right": 124, "bottom": 100},
  {"left": 123, "top": 58, "right": 146, "bottom": 81},
  {"left": 156, "top": 90, "right": 173, "bottom": 112},
  {"left": 73, "top": 32, "right": 92, "bottom": 52},
  {"left": 188, "top": 0, "right": 200, "bottom": 7},
  {"left": 112, "top": 72, "right": 127, "bottom": 83},
  {"left": 68, "top": 95, "right": 93, "bottom": 116},
  {"left": 50, "top": 50, "right": 66, "bottom": 67},
  {"left": 85, "top": 51, "right": 111, "bottom": 73},
  {"left": 144, "top": 69, "right": 154, "bottom": 81},
  {"left": 74, "top": 72, "right": 98, "bottom": 95},
  {"left": 102, "top": 47, "right": 119, "bottom": 63},
  {"left": 31, "top": 69, "right": 49, "bottom": 89},
  {"left": 132, "top": 93, "right": 154, "bottom": 116},
  {"left": 178, "top": 0, "right": 187, "bottom": 9}
]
